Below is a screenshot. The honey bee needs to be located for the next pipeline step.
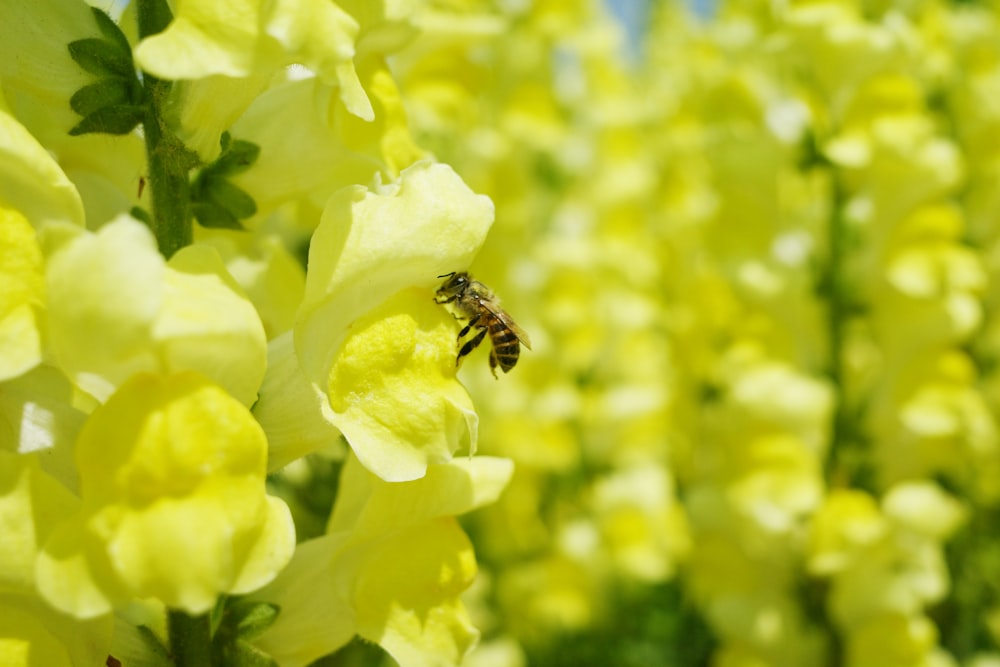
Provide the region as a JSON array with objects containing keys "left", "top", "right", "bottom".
[{"left": 435, "top": 271, "right": 531, "bottom": 377}]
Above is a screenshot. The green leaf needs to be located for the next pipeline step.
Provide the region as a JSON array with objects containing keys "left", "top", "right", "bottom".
[
  {"left": 192, "top": 202, "right": 244, "bottom": 230},
  {"left": 137, "top": 0, "right": 175, "bottom": 42},
  {"left": 199, "top": 133, "right": 260, "bottom": 179},
  {"left": 215, "top": 640, "right": 280, "bottom": 667},
  {"left": 70, "top": 78, "right": 132, "bottom": 117},
  {"left": 129, "top": 206, "right": 152, "bottom": 224},
  {"left": 89, "top": 7, "right": 132, "bottom": 58},
  {"left": 213, "top": 140, "right": 261, "bottom": 176},
  {"left": 207, "top": 599, "right": 281, "bottom": 667},
  {"left": 231, "top": 601, "right": 280, "bottom": 640},
  {"left": 68, "top": 38, "right": 133, "bottom": 78},
  {"left": 136, "top": 625, "right": 172, "bottom": 659},
  {"left": 69, "top": 104, "right": 145, "bottom": 136},
  {"left": 189, "top": 133, "right": 260, "bottom": 229},
  {"left": 66, "top": 11, "right": 144, "bottom": 138},
  {"left": 209, "top": 595, "right": 228, "bottom": 638},
  {"left": 205, "top": 178, "right": 258, "bottom": 219}
]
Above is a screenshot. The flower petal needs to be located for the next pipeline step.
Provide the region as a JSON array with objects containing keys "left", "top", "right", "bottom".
[
  {"left": 0, "top": 594, "right": 112, "bottom": 667},
  {"left": 45, "top": 216, "right": 163, "bottom": 401},
  {"left": 297, "top": 160, "right": 493, "bottom": 389},
  {"left": 328, "top": 454, "right": 515, "bottom": 537},
  {"left": 0, "top": 365, "right": 87, "bottom": 493},
  {"left": 325, "top": 289, "right": 478, "bottom": 481},
  {"left": 133, "top": 4, "right": 262, "bottom": 79},
  {"left": 246, "top": 534, "right": 355, "bottom": 667},
  {"left": 37, "top": 372, "right": 295, "bottom": 617},
  {"left": 354, "top": 518, "right": 480, "bottom": 667},
  {"left": 155, "top": 244, "right": 268, "bottom": 407},
  {"left": 0, "top": 453, "right": 79, "bottom": 593},
  {"left": 0, "top": 106, "right": 84, "bottom": 228},
  {"left": 0, "top": 209, "right": 44, "bottom": 381},
  {"left": 250, "top": 453, "right": 511, "bottom": 666},
  {"left": 254, "top": 332, "right": 342, "bottom": 472}
]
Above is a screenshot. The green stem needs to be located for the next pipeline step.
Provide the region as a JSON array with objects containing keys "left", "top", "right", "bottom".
[
  {"left": 136, "top": 0, "right": 192, "bottom": 258},
  {"left": 814, "top": 165, "right": 848, "bottom": 667},
  {"left": 167, "top": 610, "right": 213, "bottom": 667},
  {"left": 825, "top": 172, "right": 847, "bottom": 450},
  {"left": 820, "top": 170, "right": 875, "bottom": 492}
]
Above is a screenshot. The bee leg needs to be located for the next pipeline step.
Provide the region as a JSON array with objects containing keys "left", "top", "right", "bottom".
[
  {"left": 434, "top": 294, "right": 458, "bottom": 304},
  {"left": 457, "top": 327, "right": 488, "bottom": 367},
  {"left": 488, "top": 349, "right": 499, "bottom": 379},
  {"left": 457, "top": 313, "right": 482, "bottom": 340}
]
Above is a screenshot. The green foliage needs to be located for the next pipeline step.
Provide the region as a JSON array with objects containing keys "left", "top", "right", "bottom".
[
  {"left": 190, "top": 132, "right": 261, "bottom": 230},
  {"left": 209, "top": 599, "right": 282, "bottom": 667},
  {"left": 67, "top": 7, "right": 143, "bottom": 136}
]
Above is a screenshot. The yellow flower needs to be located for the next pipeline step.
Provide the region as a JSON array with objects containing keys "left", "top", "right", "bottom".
[
  {"left": 325, "top": 288, "right": 477, "bottom": 481},
  {"left": 812, "top": 484, "right": 965, "bottom": 629},
  {"left": 44, "top": 216, "right": 266, "bottom": 405},
  {"left": 590, "top": 465, "right": 690, "bottom": 582},
  {"left": 846, "top": 613, "right": 950, "bottom": 667},
  {"left": 0, "top": 595, "right": 112, "bottom": 667},
  {"left": 870, "top": 350, "right": 996, "bottom": 488},
  {"left": 0, "top": 453, "right": 78, "bottom": 595},
  {"left": 496, "top": 555, "right": 601, "bottom": 644},
  {"left": 52, "top": 132, "right": 149, "bottom": 230},
  {"left": 228, "top": 66, "right": 426, "bottom": 216},
  {"left": 253, "top": 333, "right": 342, "bottom": 472},
  {"left": 808, "top": 489, "right": 886, "bottom": 576},
  {"left": 780, "top": 3, "right": 912, "bottom": 107},
  {"left": 36, "top": 372, "right": 295, "bottom": 618},
  {"left": 250, "top": 453, "right": 513, "bottom": 666},
  {"left": 269, "top": 160, "right": 493, "bottom": 481},
  {"left": 133, "top": 0, "right": 371, "bottom": 119},
  {"left": 0, "top": 453, "right": 113, "bottom": 665}
]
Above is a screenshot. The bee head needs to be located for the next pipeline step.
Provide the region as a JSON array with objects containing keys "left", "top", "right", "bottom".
[{"left": 437, "top": 271, "right": 470, "bottom": 297}]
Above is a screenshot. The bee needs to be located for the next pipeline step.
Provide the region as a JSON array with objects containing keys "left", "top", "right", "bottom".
[{"left": 435, "top": 271, "right": 531, "bottom": 377}]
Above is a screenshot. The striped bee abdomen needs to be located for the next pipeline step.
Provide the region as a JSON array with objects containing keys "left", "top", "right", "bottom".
[{"left": 488, "top": 317, "right": 521, "bottom": 373}]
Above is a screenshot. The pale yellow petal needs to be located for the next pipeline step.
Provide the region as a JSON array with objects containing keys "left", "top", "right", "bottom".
[
  {"left": 0, "top": 109, "right": 84, "bottom": 228},
  {"left": 156, "top": 244, "right": 268, "bottom": 407},
  {"left": 325, "top": 290, "right": 478, "bottom": 481},
  {"left": 254, "top": 332, "right": 342, "bottom": 472}
]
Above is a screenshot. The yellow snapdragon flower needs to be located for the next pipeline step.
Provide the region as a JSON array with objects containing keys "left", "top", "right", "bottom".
[
  {"left": 36, "top": 371, "right": 294, "bottom": 618},
  {"left": 810, "top": 484, "right": 965, "bottom": 629},
  {"left": 251, "top": 453, "right": 513, "bottom": 666},
  {"left": 261, "top": 160, "right": 493, "bottom": 481}
]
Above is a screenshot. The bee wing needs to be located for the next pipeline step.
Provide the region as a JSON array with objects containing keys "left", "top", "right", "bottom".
[{"left": 481, "top": 300, "right": 532, "bottom": 350}]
